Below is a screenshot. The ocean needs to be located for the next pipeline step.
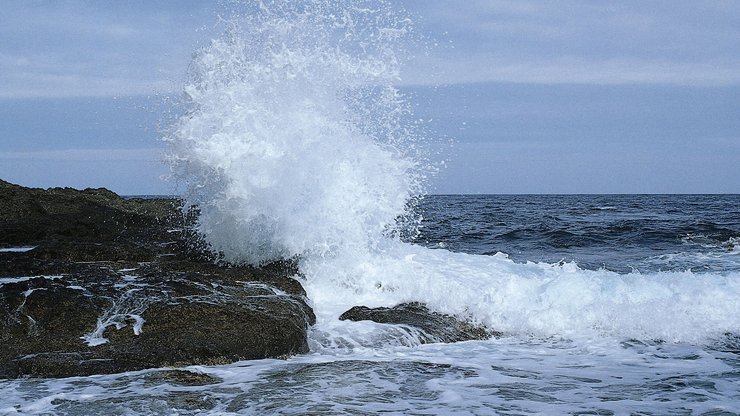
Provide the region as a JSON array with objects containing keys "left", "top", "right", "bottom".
[
  {"left": 2, "top": 1, "right": 738, "bottom": 414},
  {"left": 2, "top": 194, "right": 738, "bottom": 415}
]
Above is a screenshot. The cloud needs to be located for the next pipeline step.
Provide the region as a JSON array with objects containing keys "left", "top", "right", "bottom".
[
  {"left": 401, "top": 0, "right": 740, "bottom": 86},
  {"left": 1, "top": 1, "right": 739, "bottom": 98},
  {"left": 0, "top": 2, "right": 213, "bottom": 98},
  {"left": 0, "top": 52, "right": 31, "bottom": 67},
  {"left": 105, "top": 24, "right": 139, "bottom": 38},
  {"left": 402, "top": 55, "right": 740, "bottom": 86},
  {"left": 0, "top": 72, "right": 178, "bottom": 99},
  {"left": 0, "top": 148, "right": 162, "bottom": 162},
  {"left": 0, "top": 73, "right": 177, "bottom": 99}
]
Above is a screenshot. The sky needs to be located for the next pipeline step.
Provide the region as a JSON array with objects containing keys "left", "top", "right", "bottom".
[{"left": 0, "top": 0, "right": 738, "bottom": 194}]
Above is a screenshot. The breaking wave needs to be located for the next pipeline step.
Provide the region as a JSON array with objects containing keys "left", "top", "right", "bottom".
[{"left": 165, "top": 0, "right": 740, "bottom": 344}]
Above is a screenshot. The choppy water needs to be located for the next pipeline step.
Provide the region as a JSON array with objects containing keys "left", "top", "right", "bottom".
[
  {"left": 2, "top": 1, "right": 738, "bottom": 414},
  {"left": 417, "top": 194, "right": 740, "bottom": 274},
  {"left": 2, "top": 195, "right": 739, "bottom": 415}
]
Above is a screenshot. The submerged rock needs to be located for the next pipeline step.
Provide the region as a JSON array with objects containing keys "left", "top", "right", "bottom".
[
  {"left": 339, "top": 302, "right": 499, "bottom": 343},
  {"left": 145, "top": 369, "right": 223, "bottom": 386},
  {"left": 0, "top": 179, "right": 314, "bottom": 378}
]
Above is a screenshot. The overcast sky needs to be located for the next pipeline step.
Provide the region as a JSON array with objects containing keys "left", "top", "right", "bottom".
[{"left": 1, "top": 1, "right": 738, "bottom": 194}]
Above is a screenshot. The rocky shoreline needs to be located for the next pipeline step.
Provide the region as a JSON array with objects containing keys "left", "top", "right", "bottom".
[
  {"left": 1, "top": 180, "right": 494, "bottom": 379},
  {"left": 0, "top": 179, "right": 315, "bottom": 378}
]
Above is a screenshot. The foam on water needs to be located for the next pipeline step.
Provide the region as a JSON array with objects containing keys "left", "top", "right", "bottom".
[
  {"left": 164, "top": 0, "right": 740, "bottom": 346},
  {"left": 0, "top": 246, "right": 36, "bottom": 253},
  {"left": 305, "top": 244, "right": 740, "bottom": 346},
  {"left": 81, "top": 281, "right": 149, "bottom": 346},
  {"left": 2, "top": 2, "right": 739, "bottom": 414},
  {"left": 2, "top": 339, "right": 738, "bottom": 415}
]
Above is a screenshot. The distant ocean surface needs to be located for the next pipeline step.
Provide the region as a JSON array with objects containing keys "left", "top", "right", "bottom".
[
  {"left": 417, "top": 194, "right": 740, "bottom": 275},
  {"left": 2, "top": 194, "right": 738, "bottom": 415}
]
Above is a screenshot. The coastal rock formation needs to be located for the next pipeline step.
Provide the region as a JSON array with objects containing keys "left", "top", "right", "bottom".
[
  {"left": 0, "top": 180, "right": 314, "bottom": 378},
  {"left": 339, "top": 302, "right": 499, "bottom": 344}
]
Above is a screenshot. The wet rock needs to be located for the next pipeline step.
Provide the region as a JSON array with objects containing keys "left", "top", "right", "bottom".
[
  {"left": 0, "top": 265, "right": 314, "bottom": 380},
  {"left": 146, "top": 370, "right": 223, "bottom": 386},
  {"left": 339, "top": 302, "right": 499, "bottom": 343},
  {"left": 0, "top": 179, "right": 314, "bottom": 378}
]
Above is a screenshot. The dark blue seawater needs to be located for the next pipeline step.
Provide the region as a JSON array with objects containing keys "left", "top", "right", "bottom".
[
  {"left": 414, "top": 194, "right": 740, "bottom": 274},
  {"left": 3, "top": 194, "right": 739, "bottom": 415}
]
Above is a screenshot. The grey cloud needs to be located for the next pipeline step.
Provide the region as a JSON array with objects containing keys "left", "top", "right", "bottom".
[
  {"left": 0, "top": 1, "right": 214, "bottom": 98},
  {"left": 402, "top": 0, "right": 740, "bottom": 86},
  {"left": 2, "top": 1, "right": 739, "bottom": 97},
  {"left": 0, "top": 148, "right": 161, "bottom": 162}
]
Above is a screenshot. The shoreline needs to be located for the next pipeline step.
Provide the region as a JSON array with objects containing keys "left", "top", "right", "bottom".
[
  {"left": 0, "top": 179, "right": 314, "bottom": 378},
  {"left": 0, "top": 179, "right": 489, "bottom": 379}
]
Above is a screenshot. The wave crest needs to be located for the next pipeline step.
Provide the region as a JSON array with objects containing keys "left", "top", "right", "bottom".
[{"left": 164, "top": 1, "right": 424, "bottom": 265}]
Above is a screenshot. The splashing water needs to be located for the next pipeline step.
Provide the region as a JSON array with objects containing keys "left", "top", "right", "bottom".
[
  {"left": 2, "top": 3, "right": 739, "bottom": 414},
  {"left": 164, "top": 0, "right": 740, "bottom": 345},
  {"left": 165, "top": 0, "right": 423, "bottom": 266}
]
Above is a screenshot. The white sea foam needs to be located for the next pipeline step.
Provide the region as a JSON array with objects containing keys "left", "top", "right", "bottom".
[
  {"left": 81, "top": 278, "right": 151, "bottom": 346},
  {"left": 2, "top": 338, "right": 737, "bottom": 415},
  {"left": 304, "top": 244, "right": 740, "bottom": 344},
  {"left": 163, "top": 0, "right": 740, "bottom": 345},
  {"left": 1, "top": 2, "right": 738, "bottom": 415},
  {"left": 164, "top": 0, "right": 423, "bottom": 266},
  {"left": 725, "top": 236, "right": 740, "bottom": 254},
  {"left": 0, "top": 246, "right": 36, "bottom": 253}
]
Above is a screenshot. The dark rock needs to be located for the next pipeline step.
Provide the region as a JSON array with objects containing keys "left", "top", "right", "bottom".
[
  {"left": 0, "top": 180, "right": 177, "bottom": 248},
  {"left": 339, "top": 302, "right": 499, "bottom": 343},
  {"left": 0, "top": 179, "right": 314, "bottom": 378},
  {"left": 146, "top": 370, "right": 223, "bottom": 386}
]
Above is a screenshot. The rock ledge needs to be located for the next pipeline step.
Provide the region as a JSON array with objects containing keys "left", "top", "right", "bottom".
[
  {"left": 0, "top": 180, "right": 314, "bottom": 378},
  {"left": 339, "top": 302, "right": 499, "bottom": 344}
]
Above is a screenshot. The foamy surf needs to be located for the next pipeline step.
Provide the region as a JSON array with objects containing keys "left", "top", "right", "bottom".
[
  {"left": 164, "top": 0, "right": 739, "bottom": 347},
  {"left": 303, "top": 243, "right": 740, "bottom": 345},
  {"left": 1, "top": 2, "right": 739, "bottom": 415},
  {"left": 164, "top": 0, "right": 423, "bottom": 266}
]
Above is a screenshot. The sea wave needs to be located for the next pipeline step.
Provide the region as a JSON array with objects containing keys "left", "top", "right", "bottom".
[{"left": 303, "top": 242, "right": 740, "bottom": 344}]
